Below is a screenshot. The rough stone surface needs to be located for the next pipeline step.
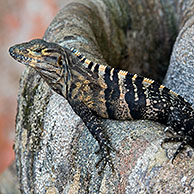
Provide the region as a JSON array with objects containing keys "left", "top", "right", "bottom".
[
  {"left": 164, "top": 0, "right": 194, "bottom": 105},
  {"left": 14, "top": 0, "right": 194, "bottom": 193}
]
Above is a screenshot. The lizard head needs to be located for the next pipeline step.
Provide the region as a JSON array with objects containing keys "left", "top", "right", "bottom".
[{"left": 9, "top": 39, "right": 71, "bottom": 96}]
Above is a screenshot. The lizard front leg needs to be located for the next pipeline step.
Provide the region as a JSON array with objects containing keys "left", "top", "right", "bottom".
[{"left": 69, "top": 100, "right": 115, "bottom": 174}]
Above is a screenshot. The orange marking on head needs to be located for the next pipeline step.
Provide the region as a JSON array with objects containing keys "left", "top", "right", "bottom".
[{"left": 118, "top": 70, "right": 128, "bottom": 76}]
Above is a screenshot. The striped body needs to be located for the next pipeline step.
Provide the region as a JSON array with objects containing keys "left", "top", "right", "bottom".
[
  {"left": 70, "top": 48, "right": 194, "bottom": 125},
  {"left": 9, "top": 39, "right": 194, "bottom": 170}
]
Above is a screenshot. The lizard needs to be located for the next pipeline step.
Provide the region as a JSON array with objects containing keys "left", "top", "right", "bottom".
[{"left": 9, "top": 39, "right": 194, "bottom": 172}]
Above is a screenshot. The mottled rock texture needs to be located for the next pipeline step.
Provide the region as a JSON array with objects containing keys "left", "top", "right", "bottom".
[{"left": 13, "top": 0, "right": 194, "bottom": 193}]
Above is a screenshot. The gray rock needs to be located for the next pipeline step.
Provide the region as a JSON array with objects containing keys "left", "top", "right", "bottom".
[{"left": 164, "top": 1, "right": 194, "bottom": 105}]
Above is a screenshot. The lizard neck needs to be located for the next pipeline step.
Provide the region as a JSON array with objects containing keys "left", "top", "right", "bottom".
[
  {"left": 70, "top": 47, "right": 143, "bottom": 83},
  {"left": 70, "top": 48, "right": 109, "bottom": 79}
]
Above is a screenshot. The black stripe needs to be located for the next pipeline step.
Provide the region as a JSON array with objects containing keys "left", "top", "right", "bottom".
[
  {"left": 43, "top": 49, "right": 58, "bottom": 53},
  {"left": 112, "top": 69, "right": 120, "bottom": 99},
  {"left": 124, "top": 73, "right": 142, "bottom": 119},
  {"left": 88, "top": 61, "right": 94, "bottom": 70},
  {"left": 134, "top": 76, "right": 146, "bottom": 117},
  {"left": 94, "top": 63, "right": 99, "bottom": 73},
  {"left": 113, "top": 68, "right": 119, "bottom": 79},
  {"left": 77, "top": 54, "right": 83, "bottom": 59},
  {"left": 104, "top": 67, "right": 120, "bottom": 119}
]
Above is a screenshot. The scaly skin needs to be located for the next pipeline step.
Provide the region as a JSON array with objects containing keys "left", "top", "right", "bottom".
[{"left": 9, "top": 39, "right": 194, "bottom": 171}]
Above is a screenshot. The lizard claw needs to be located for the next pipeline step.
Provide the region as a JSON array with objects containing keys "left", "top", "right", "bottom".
[
  {"left": 161, "top": 136, "right": 188, "bottom": 163},
  {"left": 95, "top": 140, "right": 116, "bottom": 154},
  {"left": 171, "top": 141, "right": 186, "bottom": 164},
  {"left": 95, "top": 143, "right": 115, "bottom": 175}
]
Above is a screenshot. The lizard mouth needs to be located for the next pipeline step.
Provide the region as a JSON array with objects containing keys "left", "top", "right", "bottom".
[
  {"left": 9, "top": 46, "right": 43, "bottom": 69},
  {"left": 9, "top": 46, "right": 30, "bottom": 65}
]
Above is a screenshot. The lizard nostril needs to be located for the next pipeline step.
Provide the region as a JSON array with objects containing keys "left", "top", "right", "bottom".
[
  {"left": 9, "top": 46, "right": 15, "bottom": 55},
  {"left": 9, "top": 46, "right": 18, "bottom": 58}
]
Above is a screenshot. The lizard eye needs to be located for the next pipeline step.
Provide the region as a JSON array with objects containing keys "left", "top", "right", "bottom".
[{"left": 34, "top": 48, "right": 42, "bottom": 53}]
